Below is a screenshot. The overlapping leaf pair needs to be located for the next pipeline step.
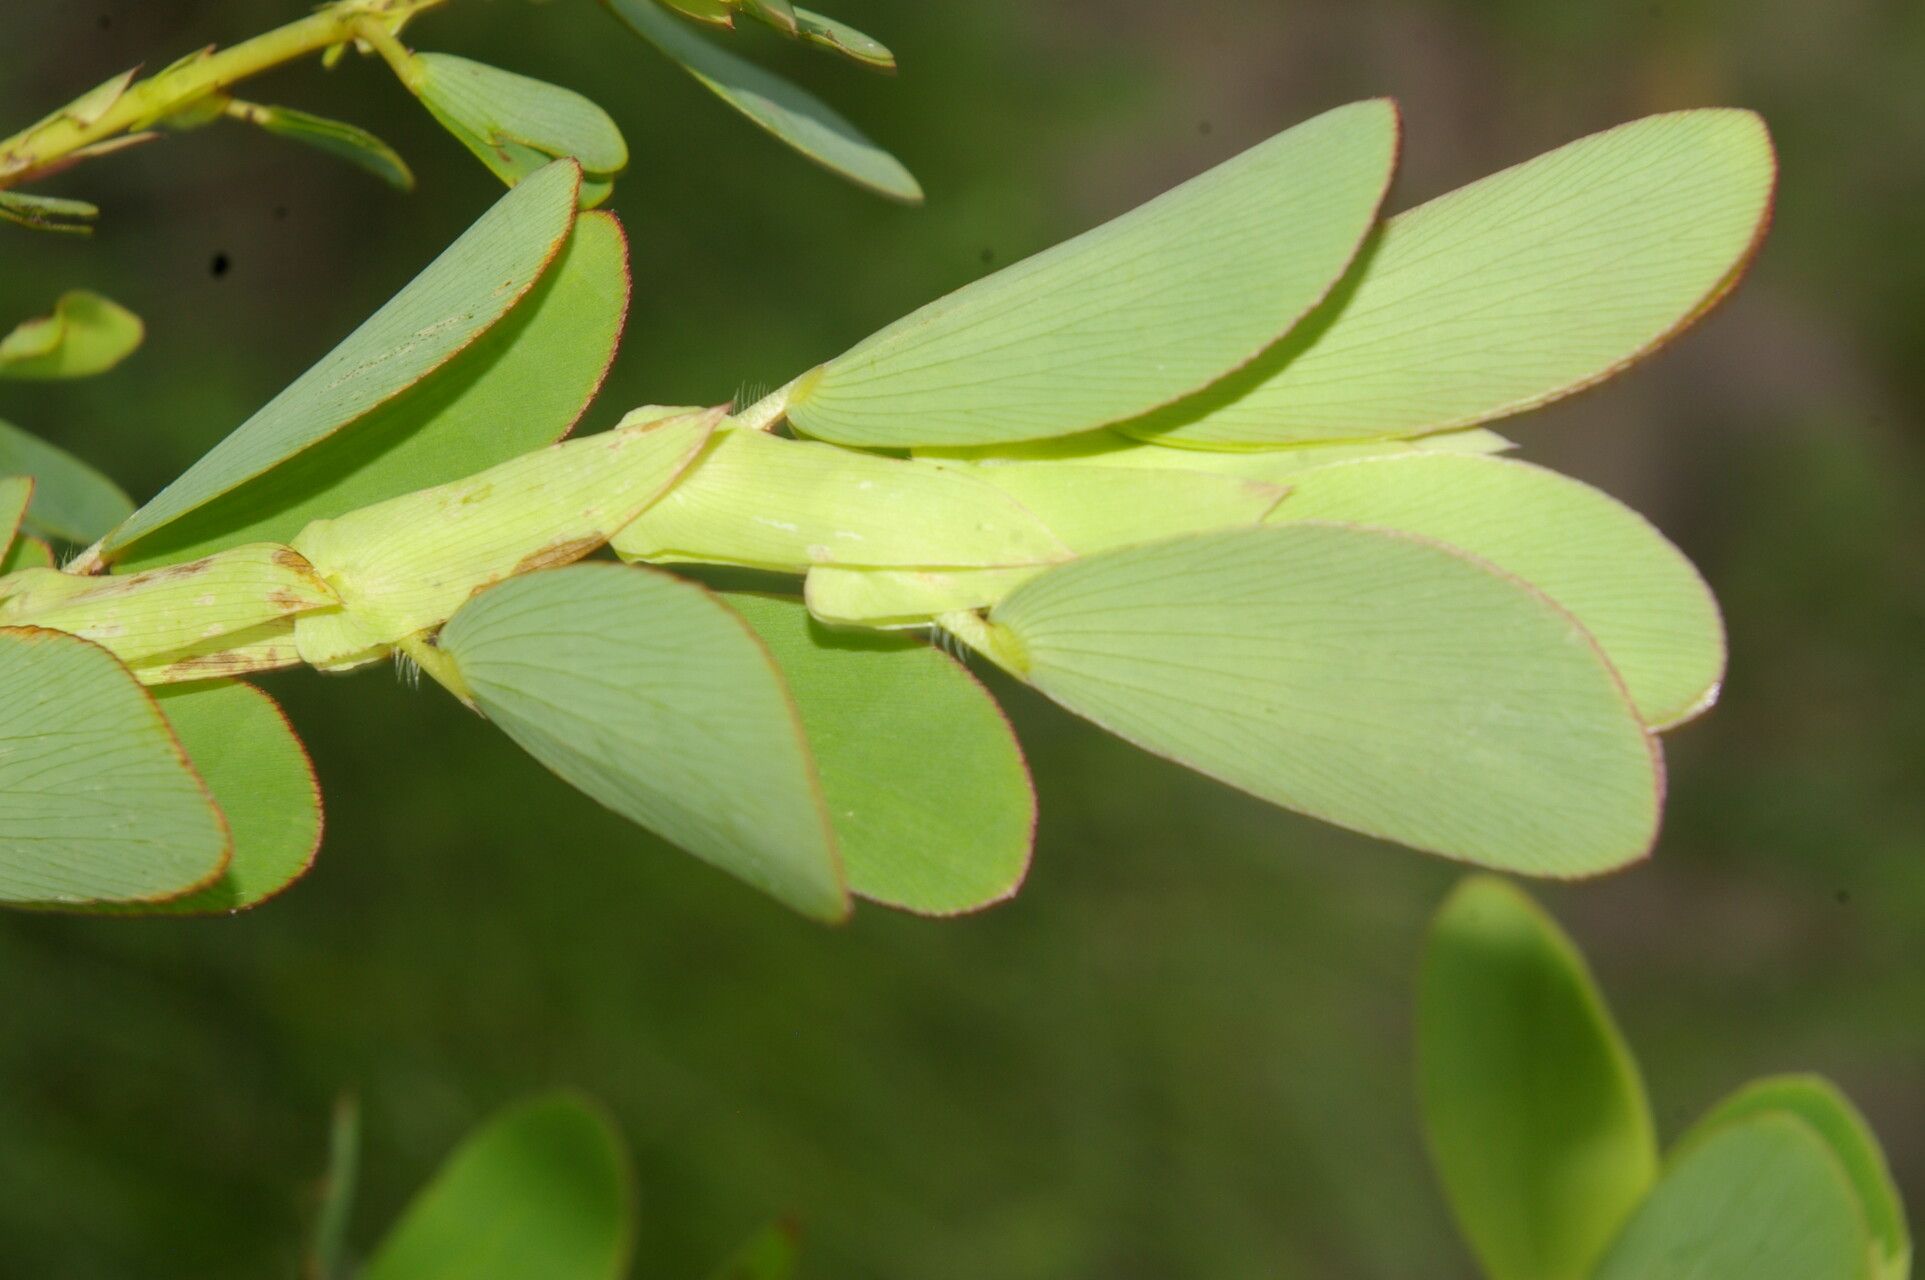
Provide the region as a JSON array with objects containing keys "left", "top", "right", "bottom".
[
  {"left": 2, "top": 97, "right": 1774, "bottom": 923},
  {"left": 1421, "top": 878, "right": 1910, "bottom": 1280}
]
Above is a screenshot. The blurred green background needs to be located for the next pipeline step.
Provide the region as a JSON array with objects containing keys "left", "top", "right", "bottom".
[{"left": 2, "top": 1, "right": 1920, "bottom": 1276}]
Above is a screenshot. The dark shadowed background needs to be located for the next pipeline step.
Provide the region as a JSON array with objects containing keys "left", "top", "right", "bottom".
[{"left": 1, "top": 2, "right": 1920, "bottom": 1276}]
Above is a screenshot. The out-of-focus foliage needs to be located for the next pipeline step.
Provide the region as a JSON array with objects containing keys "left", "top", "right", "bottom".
[{"left": 0, "top": 2, "right": 1918, "bottom": 1279}]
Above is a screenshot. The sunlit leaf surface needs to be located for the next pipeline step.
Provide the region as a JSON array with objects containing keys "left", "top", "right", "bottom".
[
  {"left": 727, "top": 593, "right": 1032, "bottom": 914},
  {"left": 440, "top": 564, "right": 847, "bottom": 920},
  {"left": 0, "top": 627, "right": 227, "bottom": 903},
  {"left": 106, "top": 160, "right": 582, "bottom": 555},
  {"left": 1269, "top": 454, "right": 1723, "bottom": 726},
  {"left": 1419, "top": 876, "right": 1657, "bottom": 1280},
  {"left": 975, "top": 524, "right": 1661, "bottom": 874},
  {"left": 787, "top": 99, "right": 1399, "bottom": 447},
  {"left": 362, "top": 1094, "right": 632, "bottom": 1280},
  {"left": 1592, "top": 1114, "right": 1872, "bottom": 1280},
  {"left": 412, "top": 54, "right": 627, "bottom": 200},
  {"left": 1134, "top": 109, "right": 1776, "bottom": 445},
  {"left": 605, "top": 0, "right": 922, "bottom": 202}
]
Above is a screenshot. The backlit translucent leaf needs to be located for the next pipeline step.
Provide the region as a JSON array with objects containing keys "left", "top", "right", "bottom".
[
  {"left": 1134, "top": 109, "right": 1776, "bottom": 446},
  {"left": 105, "top": 160, "right": 582, "bottom": 556},
  {"left": 1686, "top": 1076, "right": 1910, "bottom": 1280},
  {"left": 708, "top": 1220, "right": 801, "bottom": 1280},
  {"left": 85, "top": 680, "right": 322, "bottom": 914},
  {"left": 804, "top": 461, "right": 1284, "bottom": 625},
  {"left": 604, "top": 0, "right": 922, "bottom": 203},
  {"left": 726, "top": 593, "right": 1032, "bottom": 914},
  {"left": 967, "top": 524, "right": 1661, "bottom": 874},
  {"left": 0, "top": 626, "right": 228, "bottom": 903},
  {"left": 363, "top": 1094, "right": 631, "bottom": 1280},
  {"left": 292, "top": 410, "right": 716, "bottom": 670},
  {"left": 1419, "top": 876, "right": 1657, "bottom": 1280},
  {"left": 0, "top": 543, "right": 336, "bottom": 673},
  {"left": 1269, "top": 454, "right": 1723, "bottom": 727},
  {"left": 411, "top": 54, "right": 628, "bottom": 199},
  {"left": 439, "top": 564, "right": 847, "bottom": 920},
  {"left": 611, "top": 423, "right": 1069, "bottom": 571},
  {"left": 1592, "top": 1114, "right": 1872, "bottom": 1280},
  {"left": 239, "top": 102, "right": 415, "bottom": 190},
  {"left": 0, "top": 417, "right": 134, "bottom": 545},
  {"left": 784, "top": 99, "right": 1399, "bottom": 447},
  {"left": 0, "top": 291, "right": 143, "bottom": 379},
  {"left": 114, "top": 212, "right": 631, "bottom": 571},
  {"left": 658, "top": 0, "right": 735, "bottom": 26}
]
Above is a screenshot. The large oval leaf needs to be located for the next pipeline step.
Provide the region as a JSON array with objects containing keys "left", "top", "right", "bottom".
[
  {"left": 1592, "top": 1113, "right": 1872, "bottom": 1280},
  {"left": 785, "top": 99, "right": 1399, "bottom": 448},
  {"left": 965, "top": 524, "right": 1662, "bottom": 874},
  {"left": 0, "top": 416, "right": 134, "bottom": 545},
  {"left": 410, "top": 54, "right": 628, "bottom": 199},
  {"left": 1685, "top": 1076, "right": 1910, "bottom": 1280},
  {"left": 1269, "top": 454, "right": 1723, "bottom": 727},
  {"left": 1135, "top": 109, "right": 1775, "bottom": 445},
  {"left": 1419, "top": 876, "right": 1658, "bottom": 1280},
  {"left": 725, "top": 592, "right": 1033, "bottom": 915},
  {"left": 363, "top": 1094, "right": 632, "bottom": 1280},
  {"left": 605, "top": 0, "right": 921, "bottom": 203},
  {"left": 0, "top": 290, "right": 143, "bottom": 380},
  {"left": 104, "top": 160, "right": 582, "bottom": 557},
  {"left": 114, "top": 211, "right": 631, "bottom": 571},
  {"left": 0, "top": 626, "right": 228, "bottom": 903},
  {"left": 439, "top": 563, "right": 846, "bottom": 920}
]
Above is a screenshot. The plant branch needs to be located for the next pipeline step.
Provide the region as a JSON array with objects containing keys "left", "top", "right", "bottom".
[{"left": 0, "top": 0, "right": 449, "bottom": 191}]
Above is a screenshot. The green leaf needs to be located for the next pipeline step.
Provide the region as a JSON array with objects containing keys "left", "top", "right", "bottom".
[
  {"left": 0, "top": 290, "right": 143, "bottom": 380},
  {"left": 291, "top": 410, "right": 714, "bottom": 671},
  {"left": 104, "top": 160, "right": 582, "bottom": 557},
  {"left": 1685, "top": 1076, "right": 1910, "bottom": 1280},
  {"left": 125, "top": 681, "right": 320, "bottom": 913},
  {"left": 0, "top": 190, "right": 100, "bottom": 235},
  {"left": 610, "top": 424, "right": 1070, "bottom": 572},
  {"left": 913, "top": 424, "right": 1515, "bottom": 473},
  {"left": 785, "top": 99, "right": 1398, "bottom": 448},
  {"left": 1268, "top": 454, "right": 1723, "bottom": 727},
  {"left": 439, "top": 563, "right": 848, "bottom": 920},
  {"left": 794, "top": 9, "right": 896, "bottom": 71},
  {"left": 1133, "top": 109, "right": 1776, "bottom": 446},
  {"left": 0, "top": 417, "right": 134, "bottom": 545},
  {"left": 964, "top": 524, "right": 1661, "bottom": 874},
  {"left": 708, "top": 1219, "right": 802, "bottom": 1280},
  {"left": 308, "top": 1096, "right": 363, "bottom": 1280},
  {"left": 739, "top": 0, "right": 799, "bottom": 36},
  {"left": 113, "top": 211, "right": 631, "bottom": 571},
  {"left": 237, "top": 102, "right": 415, "bottom": 190},
  {"left": 725, "top": 593, "right": 1033, "bottom": 914},
  {"left": 410, "top": 54, "right": 628, "bottom": 200},
  {"left": 0, "top": 626, "right": 228, "bottom": 904},
  {"left": 363, "top": 1093, "right": 632, "bottom": 1280},
  {"left": 0, "top": 475, "right": 28, "bottom": 558},
  {"left": 657, "top": 0, "right": 736, "bottom": 26},
  {"left": 1591, "top": 1113, "right": 1873, "bottom": 1280},
  {"left": 1, "top": 531, "right": 54, "bottom": 574},
  {"left": 1418, "top": 876, "right": 1658, "bottom": 1280},
  {"left": 604, "top": 0, "right": 922, "bottom": 203}
]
